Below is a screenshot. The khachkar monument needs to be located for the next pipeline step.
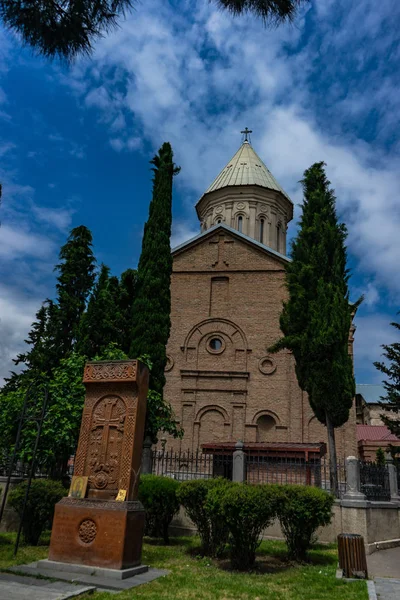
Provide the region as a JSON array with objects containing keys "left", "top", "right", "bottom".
[{"left": 48, "top": 359, "right": 149, "bottom": 571}]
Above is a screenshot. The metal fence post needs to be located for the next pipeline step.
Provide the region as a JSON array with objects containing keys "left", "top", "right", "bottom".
[
  {"left": 232, "top": 441, "right": 246, "bottom": 483},
  {"left": 141, "top": 436, "right": 153, "bottom": 475},
  {"left": 386, "top": 455, "right": 400, "bottom": 502},
  {"left": 343, "top": 456, "right": 366, "bottom": 501}
]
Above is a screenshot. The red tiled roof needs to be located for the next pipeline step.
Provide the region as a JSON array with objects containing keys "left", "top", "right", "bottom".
[{"left": 357, "top": 424, "right": 399, "bottom": 442}]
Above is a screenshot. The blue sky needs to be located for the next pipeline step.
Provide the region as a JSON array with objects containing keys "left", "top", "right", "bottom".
[{"left": 0, "top": 0, "right": 399, "bottom": 384}]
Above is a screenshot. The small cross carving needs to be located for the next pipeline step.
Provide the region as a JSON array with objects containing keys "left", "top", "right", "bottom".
[
  {"left": 209, "top": 234, "right": 233, "bottom": 267},
  {"left": 92, "top": 400, "right": 125, "bottom": 465}
]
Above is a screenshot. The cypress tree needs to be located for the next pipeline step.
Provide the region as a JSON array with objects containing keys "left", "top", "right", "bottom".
[
  {"left": 118, "top": 268, "right": 137, "bottom": 355},
  {"left": 77, "top": 264, "right": 121, "bottom": 359},
  {"left": 130, "top": 142, "right": 180, "bottom": 395},
  {"left": 270, "top": 162, "right": 359, "bottom": 496},
  {"left": 374, "top": 320, "right": 400, "bottom": 437},
  {"left": 55, "top": 225, "right": 96, "bottom": 358},
  {"left": 14, "top": 299, "right": 59, "bottom": 377}
]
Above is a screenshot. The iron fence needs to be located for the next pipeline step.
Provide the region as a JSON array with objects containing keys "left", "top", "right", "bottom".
[
  {"left": 246, "top": 454, "right": 347, "bottom": 497},
  {"left": 151, "top": 449, "right": 232, "bottom": 481},
  {"left": 150, "top": 449, "right": 348, "bottom": 497},
  {"left": 359, "top": 461, "right": 390, "bottom": 501}
]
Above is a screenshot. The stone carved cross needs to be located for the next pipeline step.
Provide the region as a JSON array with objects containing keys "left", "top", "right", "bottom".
[
  {"left": 209, "top": 234, "right": 233, "bottom": 267},
  {"left": 92, "top": 399, "right": 125, "bottom": 465}
]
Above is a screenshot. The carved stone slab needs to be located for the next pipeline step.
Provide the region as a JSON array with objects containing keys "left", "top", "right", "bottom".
[{"left": 73, "top": 360, "right": 149, "bottom": 501}]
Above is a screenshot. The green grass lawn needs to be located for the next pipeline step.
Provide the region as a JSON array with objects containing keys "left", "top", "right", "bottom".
[{"left": 0, "top": 533, "right": 368, "bottom": 600}]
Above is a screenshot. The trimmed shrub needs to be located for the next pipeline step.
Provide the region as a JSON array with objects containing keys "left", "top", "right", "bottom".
[
  {"left": 8, "top": 478, "right": 66, "bottom": 545},
  {"left": 177, "top": 478, "right": 231, "bottom": 557},
  {"left": 138, "top": 474, "right": 180, "bottom": 544},
  {"left": 206, "top": 483, "right": 277, "bottom": 570},
  {"left": 276, "top": 485, "right": 334, "bottom": 561}
]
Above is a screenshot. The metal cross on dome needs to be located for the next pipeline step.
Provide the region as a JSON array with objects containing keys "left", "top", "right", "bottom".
[{"left": 241, "top": 127, "right": 252, "bottom": 142}]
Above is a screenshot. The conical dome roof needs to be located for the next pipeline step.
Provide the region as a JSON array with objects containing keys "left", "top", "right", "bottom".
[{"left": 203, "top": 141, "right": 290, "bottom": 200}]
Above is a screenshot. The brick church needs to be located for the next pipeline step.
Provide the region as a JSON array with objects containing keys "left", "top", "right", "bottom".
[{"left": 164, "top": 134, "right": 357, "bottom": 459}]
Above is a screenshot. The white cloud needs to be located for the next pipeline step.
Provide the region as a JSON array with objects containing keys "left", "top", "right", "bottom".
[
  {"left": 0, "top": 284, "right": 40, "bottom": 386},
  {"left": 0, "top": 223, "right": 55, "bottom": 259},
  {"left": 31, "top": 204, "right": 75, "bottom": 231}
]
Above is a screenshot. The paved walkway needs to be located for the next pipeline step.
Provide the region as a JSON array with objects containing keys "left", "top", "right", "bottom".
[
  {"left": 0, "top": 572, "right": 94, "bottom": 600},
  {"left": 367, "top": 547, "right": 400, "bottom": 600}
]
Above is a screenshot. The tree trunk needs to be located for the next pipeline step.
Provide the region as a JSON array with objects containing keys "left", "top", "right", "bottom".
[{"left": 326, "top": 411, "right": 338, "bottom": 497}]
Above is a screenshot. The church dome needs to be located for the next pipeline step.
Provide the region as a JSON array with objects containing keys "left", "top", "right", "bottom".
[{"left": 196, "top": 138, "right": 293, "bottom": 255}]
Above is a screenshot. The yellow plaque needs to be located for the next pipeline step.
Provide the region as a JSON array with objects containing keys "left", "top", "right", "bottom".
[
  {"left": 115, "top": 489, "right": 127, "bottom": 502},
  {"left": 68, "top": 475, "right": 88, "bottom": 499}
]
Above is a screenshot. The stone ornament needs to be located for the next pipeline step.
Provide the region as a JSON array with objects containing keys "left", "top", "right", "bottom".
[
  {"left": 83, "top": 361, "right": 137, "bottom": 383},
  {"left": 165, "top": 355, "right": 174, "bottom": 372},
  {"left": 215, "top": 205, "right": 223, "bottom": 214},
  {"left": 258, "top": 356, "right": 276, "bottom": 375},
  {"left": 78, "top": 519, "right": 97, "bottom": 544}
]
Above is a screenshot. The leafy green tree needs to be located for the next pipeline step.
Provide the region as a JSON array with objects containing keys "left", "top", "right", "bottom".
[
  {"left": 14, "top": 300, "right": 59, "bottom": 377},
  {"left": 0, "top": 1, "right": 308, "bottom": 60},
  {"left": 77, "top": 264, "right": 121, "bottom": 358},
  {"left": 130, "top": 142, "right": 180, "bottom": 396},
  {"left": 375, "top": 320, "right": 400, "bottom": 438},
  {"left": 55, "top": 225, "right": 96, "bottom": 358},
  {"left": 270, "top": 162, "right": 358, "bottom": 496},
  {"left": 118, "top": 268, "right": 137, "bottom": 355},
  {"left": 0, "top": 353, "right": 86, "bottom": 476}
]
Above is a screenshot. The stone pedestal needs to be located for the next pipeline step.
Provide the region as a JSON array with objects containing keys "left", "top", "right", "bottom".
[
  {"left": 49, "top": 360, "right": 149, "bottom": 571},
  {"left": 49, "top": 498, "right": 145, "bottom": 569}
]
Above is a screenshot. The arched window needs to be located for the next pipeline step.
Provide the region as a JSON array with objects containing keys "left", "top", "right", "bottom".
[
  {"left": 276, "top": 223, "right": 281, "bottom": 252},
  {"left": 237, "top": 215, "right": 243, "bottom": 233},
  {"left": 259, "top": 218, "right": 265, "bottom": 243},
  {"left": 217, "top": 219, "right": 221, "bottom": 224},
  {"left": 256, "top": 415, "right": 276, "bottom": 442}
]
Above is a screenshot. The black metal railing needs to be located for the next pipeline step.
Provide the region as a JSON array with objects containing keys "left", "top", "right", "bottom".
[
  {"left": 246, "top": 455, "right": 347, "bottom": 497},
  {"left": 151, "top": 449, "right": 233, "bottom": 481},
  {"left": 360, "top": 461, "right": 390, "bottom": 501},
  {"left": 150, "top": 449, "right": 347, "bottom": 496}
]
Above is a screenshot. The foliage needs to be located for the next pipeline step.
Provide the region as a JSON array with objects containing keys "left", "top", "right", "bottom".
[
  {"left": 13, "top": 299, "right": 60, "bottom": 377},
  {"left": 276, "top": 485, "right": 334, "bottom": 561},
  {"left": 8, "top": 479, "right": 66, "bottom": 545},
  {"left": 219, "top": 0, "right": 308, "bottom": 23},
  {"left": 375, "top": 447, "right": 386, "bottom": 466},
  {"left": 78, "top": 264, "right": 121, "bottom": 358},
  {"left": 177, "top": 478, "right": 231, "bottom": 557},
  {"left": 130, "top": 142, "right": 179, "bottom": 397},
  {"left": 206, "top": 483, "right": 277, "bottom": 570},
  {"left": 0, "top": 353, "right": 86, "bottom": 476},
  {"left": 55, "top": 225, "right": 96, "bottom": 358},
  {"left": 269, "top": 162, "right": 359, "bottom": 495},
  {"left": 0, "top": 1, "right": 308, "bottom": 60},
  {"left": 138, "top": 475, "right": 180, "bottom": 544},
  {"left": 146, "top": 389, "right": 183, "bottom": 443},
  {"left": 118, "top": 268, "right": 137, "bottom": 355},
  {"left": 374, "top": 320, "right": 400, "bottom": 437}
]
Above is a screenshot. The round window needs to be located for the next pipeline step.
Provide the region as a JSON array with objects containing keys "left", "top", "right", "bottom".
[{"left": 207, "top": 337, "right": 225, "bottom": 354}]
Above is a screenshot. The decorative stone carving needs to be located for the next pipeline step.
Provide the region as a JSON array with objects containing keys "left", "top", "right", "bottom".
[
  {"left": 49, "top": 359, "right": 150, "bottom": 570},
  {"left": 83, "top": 361, "right": 137, "bottom": 383},
  {"left": 73, "top": 360, "right": 148, "bottom": 501},
  {"left": 236, "top": 202, "right": 245, "bottom": 210},
  {"left": 78, "top": 519, "right": 97, "bottom": 544},
  {"left": 215, "top": 205, "right": 223, "bottom": 214},
  {"left": 165, "top": 355, "right": 174, "bottom": 372},
  {"left": 258, "top": 356, "right": 276, "bottom": 375}
]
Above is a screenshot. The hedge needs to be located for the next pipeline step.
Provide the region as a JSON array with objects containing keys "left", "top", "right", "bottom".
[
  {"left": 206, "top": 483, "right": 277, "bottom": 570},
  {"left": 177, "top": 478, "right": 231, "bottom": 557},
  {"left": 275, "top": 485, "right": 334, "bottom": 561},
  {"left": 138, "top": 474, "right": 180, "bottom": 544},
  {"left": 8, "top": 478, "right": 66, "bottom": 545}
]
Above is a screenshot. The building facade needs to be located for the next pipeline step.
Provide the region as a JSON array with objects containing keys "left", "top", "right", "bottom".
[{"left": 164, "top": 139, "right": 357, "bottom": 457}]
